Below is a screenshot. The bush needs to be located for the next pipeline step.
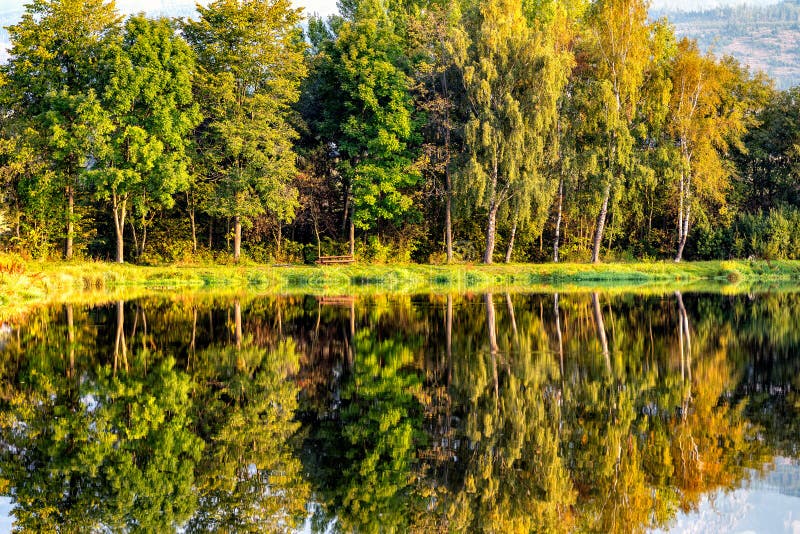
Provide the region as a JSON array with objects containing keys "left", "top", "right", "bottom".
[
  {"left": 0, "top": 253, "right": 25, "bottom": 274},
  {"left": 729, "top": 206, "right": 800, "bottom": 260}
]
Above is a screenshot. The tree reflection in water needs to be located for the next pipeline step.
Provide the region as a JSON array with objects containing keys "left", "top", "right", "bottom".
[{"left": 0, "top": 291, "right": 797, "bottom": 532}]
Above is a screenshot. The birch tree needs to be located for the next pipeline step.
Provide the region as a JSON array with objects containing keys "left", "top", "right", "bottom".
[
  {"left": 582, "top": 0, "right": 650, "bottom": 263},
  {"left": 458, "top": 0, "right": 570, "bottom": 264},
  {"left": 668, "top": 40, "right": 745, "bottom": 262}
]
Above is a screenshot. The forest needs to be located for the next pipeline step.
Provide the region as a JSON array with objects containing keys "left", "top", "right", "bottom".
[{"left": 1, "top": 0, "right": 800, "bottom": 266}]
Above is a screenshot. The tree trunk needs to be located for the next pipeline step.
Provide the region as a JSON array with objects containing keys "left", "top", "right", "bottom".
[
  {"left": 140, "top": 214, "right": 148, "bottom": 258},
  {"left": 112, "top": 194, "right": 127, "bottom": 264},
  {"left": 675, "top": 203, "right": 691, "bottom": 262},
  {"left": 275, "top": 221, "right": 282, "bottom": 261},
  {"left": 484, "top": 199, "right": 499, "bottom": 264},
  {"left": 130, "top": 222, "right": 138, "bottom": 261},
  {"left": 446, "top": 295, "right": 453, "bottom": 367},
  {"left": 234, "top": 299, "right": 242, "bottom": 349},
  {"left": 66, "top": 304, "right": 75, "bottom": 379},
  {"left": 506, "top": 293, "right": 518, "bottom": 341},
  {"left": 445, "top": 183, "right": 453, "bottom": 263},
  {"left": 485, "top": 293, "right": 499, "bottom": 403},
  {"left": 676, "top": 291, "right": 691, "bottom": 354},
  {"left": 348, "top": 297, "right": 355, "bottom": 369},
  {"left": 188, "top": 191, "right": 197, "bottom": 254},
  {"left": 554, "top": 177, "right": 564, "bottom": 263},
  {"left": 233, "top": 215, "right": 242, "bottom": 262},
  {"left": 208, "top": 217, "right": 213, "bottom": 249},
  {"left": 554, "top": 294, "right": 563, "bottom": 375},
  {"left": 114, "top": 300, "right": 128, "bottom": 373},
  {"left": 676, "top": 173, "right": 684, "bottom": 261},
  {"left": 313, "top": 213, "right": 321, "bottom": 259},
  {"left": 592, "top": 182, "right": 611, "bottom": 263},
  {"left": 592, "top": 292, "right": 610, "bottom": 372},
  {"left": 349, "top": 218, "right": 355, "bottom": 256},
  {"left": 65, "top": 185, "right": 74, "bottom": 260},
  {"left": 505, "top": 220, "right": 517, "bottom": 263},
  {"left": 442, "top": 70, "right": 453, "bottom": 264},
  {"left": 484, "top": 150, "right": 502, "bottom": 265}
]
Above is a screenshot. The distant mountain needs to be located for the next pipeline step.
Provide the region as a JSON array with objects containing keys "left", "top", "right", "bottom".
[
  {"left": 653, "top": 0, "right": 800, "bottom": 88},
  {"left": 651, "top": 0, "right": 782, "bottom": 11}
]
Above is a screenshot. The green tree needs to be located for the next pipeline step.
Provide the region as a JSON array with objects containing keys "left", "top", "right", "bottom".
[
  {"left": 580, "top": 0, "right": 651, "bottom": 263},
  {"left": 189, "top": 338, "right": 310, "bottom": 532},
  {"left": 91, "top": 15, "right": 200, "bottom": 263},
  {"left": 305, "top": 0, "right": 422, "bottom": 255},
  {"left": 0, "top": 349, "right": 203, "bottom": 532},
  {"left": 303, "top": 328, "right": 425, "bottom": 533},
  {"left": 733, "top": 86, "right": 800, "bottom": 213},
  {"left": 184, "top": 0, "right": 306, "bottom": 262},
  {"left": 2, "top": 0, "right": 121, "bottom": 259},
  {"left": 405, "top": 1, "right": 463, "bottom": 263},
  {"left": 457, "top": 0, "right": 571, "bottom": 264},
  {"left": 668, "top": 41, "right": 745, "bottom": 262}
]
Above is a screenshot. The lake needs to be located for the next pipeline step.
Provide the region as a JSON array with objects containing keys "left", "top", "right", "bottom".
[{"left": 1, "top": 291, "right": 799, "bottom": 532}]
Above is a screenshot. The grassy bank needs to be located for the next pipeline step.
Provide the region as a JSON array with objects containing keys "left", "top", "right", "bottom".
[{"left": 3, "top": 257, "right": 800, "bottom": 314}]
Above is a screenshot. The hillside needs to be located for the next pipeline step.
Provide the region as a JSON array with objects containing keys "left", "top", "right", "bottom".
[{"left": 654, "top": 0, "right": 800, "bottom": 88}]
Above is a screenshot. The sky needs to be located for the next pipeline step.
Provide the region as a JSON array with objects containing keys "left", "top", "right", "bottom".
[
  {"left": 650, "top": 0, "right": 780, "bottom": 10},
  {"left": 108, "top": 0, "right": 341, "bottom": 18}
]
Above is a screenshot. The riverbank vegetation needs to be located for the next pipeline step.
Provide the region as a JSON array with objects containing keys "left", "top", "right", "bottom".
[
  {"left": 1, "top": 0, "right": 800, "bottom": 266},
  {"left": 3, "top": 254, "right": 800, "bottom": 316}
]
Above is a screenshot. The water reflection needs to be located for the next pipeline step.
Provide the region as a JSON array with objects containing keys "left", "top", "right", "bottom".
[{"left": 0, "top": 292, "right": 799, "bottom": 532}]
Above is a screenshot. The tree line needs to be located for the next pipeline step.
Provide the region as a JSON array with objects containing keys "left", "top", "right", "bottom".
[{"left": 1, "top": 0, "right": 799, "bottom": 265}]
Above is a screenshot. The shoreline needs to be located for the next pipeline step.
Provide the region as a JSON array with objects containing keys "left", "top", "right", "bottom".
[{"left": 3, "top": 259, "right": 800, "bottom": 317}]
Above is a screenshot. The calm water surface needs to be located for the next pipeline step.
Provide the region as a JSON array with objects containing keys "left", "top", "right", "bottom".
[{"left": 1, "top": 291, "right": 799, "bottom": 533}]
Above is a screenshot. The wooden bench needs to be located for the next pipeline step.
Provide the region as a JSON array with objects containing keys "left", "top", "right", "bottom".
[
  {"left": 317, "top": 296, "right": 356, "bottom": 306},
  {"left": 316, "top": 254, "right": 355, "bottom": 265}
]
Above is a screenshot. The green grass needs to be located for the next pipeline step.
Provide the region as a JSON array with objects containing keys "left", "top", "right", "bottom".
[{"left": 3, "top": 256, "right": 800, "bottom": 317}]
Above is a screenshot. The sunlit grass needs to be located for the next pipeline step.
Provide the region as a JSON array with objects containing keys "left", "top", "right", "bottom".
[{"left": 3, "top": 255, "right": 800, "bottom": 319}]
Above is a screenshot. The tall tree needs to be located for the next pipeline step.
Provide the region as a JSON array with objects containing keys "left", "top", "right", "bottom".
[
  {"left": 457, "top": 0, "right": 571, "bottom": 264},
  {"left": 184, "top": 0, "right": 306, "bottom": 262},
  {"left": 91, "top": 15, "right": 200, "bottom": 263},
  {"left": 406, "top": 1, "right": 465, "bottom": 263},
  {"left": 581, "top": 0, "right": 651, "bottom": 263},
  {"left": 306, "top": 0, "right": 422, "bottom": 255},
  {"left": 548, "top": 0, "right": 587, "bottom": 263},
  {"left": 668, "top": 41, "right": 748, "bottom": 262},
  {"left": 2, "top": 0, "right": 121, "bottom": 259}
]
